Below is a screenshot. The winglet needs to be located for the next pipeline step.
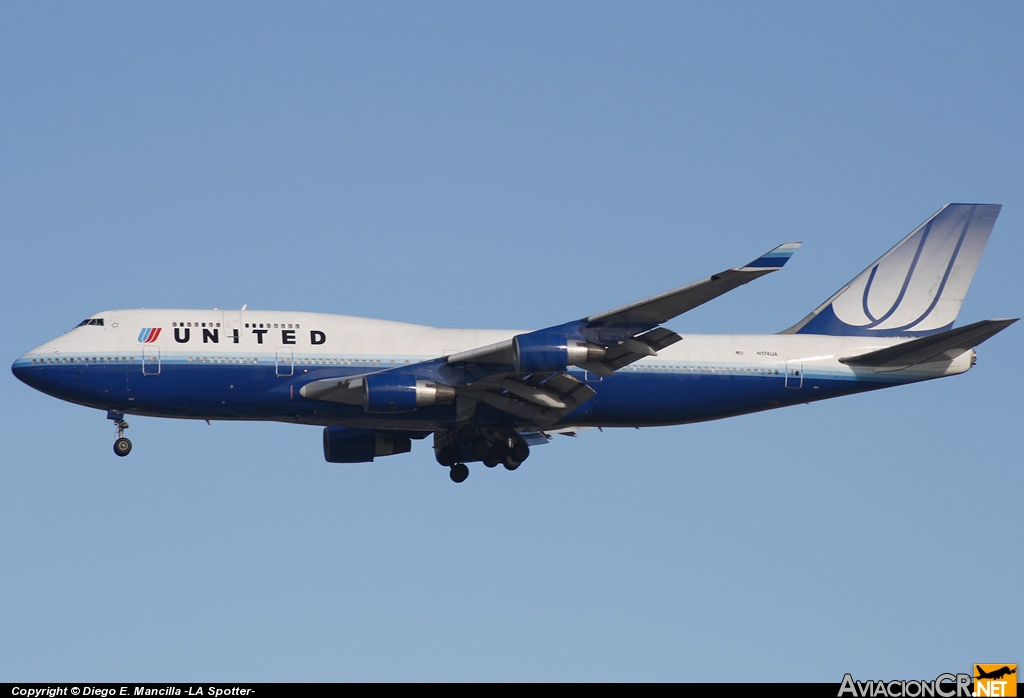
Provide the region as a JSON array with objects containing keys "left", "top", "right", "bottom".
[{"left": 738, "top": 242, "right": 801, "bottom": 270}]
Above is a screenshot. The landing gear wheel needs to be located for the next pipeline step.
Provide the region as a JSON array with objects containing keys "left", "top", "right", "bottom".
[
  {"left": 484, "top": 440, "right": 509, "bottom": 468},
  {"left": 510, "top": 439, "right": 530, "bottom": 464},
  {"left": 114, "top": 437, "right": 132, "bottom": 457},
  {"left": 436, "top": 445, "right": 459, "bottom": 467},
  {"left": 110, "top": 415, "right": 132, "bottom": 457},
  {"left": 449, "top": 462, "right": 469, "bottom": 483},
  {"left": 471, "top": 438, "right": 491, "bottom": 462},
  {"left": 503, "top": 456, "right": 521, "bottom": 471},
  {"left": 457, "top": 423, "right": 478, "bottom": 444}
]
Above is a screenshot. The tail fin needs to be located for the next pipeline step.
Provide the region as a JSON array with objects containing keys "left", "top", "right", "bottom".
[{"left": 782, "top": 203, "right": 1002, "bottom": 336}]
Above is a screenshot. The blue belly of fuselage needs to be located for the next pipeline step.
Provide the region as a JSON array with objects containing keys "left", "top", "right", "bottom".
[{"left": 12, "top": 358, "right": 894, "bottom": 430}]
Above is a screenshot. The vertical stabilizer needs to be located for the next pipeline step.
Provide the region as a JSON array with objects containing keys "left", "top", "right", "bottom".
[{"left": 782, "top": 203, "right": 1001, "bottom": 336}]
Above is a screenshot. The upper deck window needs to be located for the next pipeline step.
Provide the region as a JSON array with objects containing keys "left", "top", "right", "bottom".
[{"left": 76, "top": 318, "right": 104, "bottom": 327}]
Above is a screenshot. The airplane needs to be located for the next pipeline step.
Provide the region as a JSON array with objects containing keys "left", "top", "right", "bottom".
[
  {"left": 12, "top": 203, "right": 1017, "bottom": 483},
  {"left": 975, "top": 666, "right": 1016, "bottom": 681}
]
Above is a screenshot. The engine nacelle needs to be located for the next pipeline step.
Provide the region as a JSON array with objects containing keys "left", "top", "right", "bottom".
[
  {"left": 322, "top": 427, "right": 412, "bottom": 463},
  {"left": 362, "top": 373, "right": 456, "bottom": 413},
  {"left": 513, "top": 332, "right": 605, "bottom": 373}
]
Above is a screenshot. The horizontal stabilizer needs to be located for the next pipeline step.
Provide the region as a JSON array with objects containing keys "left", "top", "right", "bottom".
[{"left": 839, "top": 318, "right": 1017, "bottom": 369}]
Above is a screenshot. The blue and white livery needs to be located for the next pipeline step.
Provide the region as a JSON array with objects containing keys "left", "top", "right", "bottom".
[{"left": 12, "top": 204, "right": 1016, "bottom": 482}]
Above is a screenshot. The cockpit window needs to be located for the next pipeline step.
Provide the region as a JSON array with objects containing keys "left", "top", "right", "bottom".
[{"left": 76, "top": 318, "right": 105, "bottom": 327}]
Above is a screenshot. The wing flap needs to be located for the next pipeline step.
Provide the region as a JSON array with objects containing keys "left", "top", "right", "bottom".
[
  {"left": 579, "top": 327, "right": 683, "bottom": 375},
  {"left": 468, "top": 372, "right": 597, "bottom": 427}
]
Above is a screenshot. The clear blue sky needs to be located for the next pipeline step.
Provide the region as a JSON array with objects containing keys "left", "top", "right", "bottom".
[{"left": 2, "top": 1, "right": 1021, "bottom": 682}]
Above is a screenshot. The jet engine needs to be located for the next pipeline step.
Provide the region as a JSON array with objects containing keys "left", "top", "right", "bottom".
[
  {"left": 322, "top": 427, "right": 412, "bottom": 463},
  {"left": 512, "top": 332, "right": 605, "bottom": 373},
  {"left": 362, "top": 373, "right": 456, "bottom": 413}
]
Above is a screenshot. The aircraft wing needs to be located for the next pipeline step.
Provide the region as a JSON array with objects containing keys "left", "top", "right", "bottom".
[
  {"left": 586, "top": 242, "right": 802, "bottom": 328},
  {"left": 300, "top": 365, "right": 597, "bottom": 427},
  {"left": 443, "top": 241, "right": 801, "bottom": 375},
  {"left": 301, "top": 242, "right": 800, "bottom": 427}
]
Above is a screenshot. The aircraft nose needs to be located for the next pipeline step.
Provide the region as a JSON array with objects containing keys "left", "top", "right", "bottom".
[
  {"left": 11, "top": 354, "right": 32, "bottom": 385},
  {"left": 12, "top": 347, "right": 57, "bottom": 393}
]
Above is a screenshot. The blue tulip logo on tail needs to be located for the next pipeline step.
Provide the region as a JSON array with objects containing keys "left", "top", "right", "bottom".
[
  {"left": 138, "top": 328, "right": 162, "bottom": 343},
  {"left": 785, "top": 203, "right": 1002, "bottom": 337}
]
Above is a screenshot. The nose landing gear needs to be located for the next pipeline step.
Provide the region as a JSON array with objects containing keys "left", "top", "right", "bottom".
[
  {"left": 108, "top": 411, "right": 132, "bottom": 457},
  {"left": 114, "top": 435, "right": 132, "bottom": 457}
]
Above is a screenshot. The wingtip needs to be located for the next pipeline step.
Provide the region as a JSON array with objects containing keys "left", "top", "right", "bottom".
[{"left": 740, "top": 242, "right": 801, "bottom": 270}]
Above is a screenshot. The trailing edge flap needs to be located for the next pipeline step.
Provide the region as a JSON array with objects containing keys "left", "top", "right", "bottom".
[
  {"left": 467, "top": 372, "right": 597, "bottom": 428},
  {"left": 519, "top": 427, "right": 594, "bottom": 447},
  {"left": 578, "top": 327, "right": 682, "bottom": 376},
  {"left": 838, "top": 318, "right": 1017, "bottom": 370}
]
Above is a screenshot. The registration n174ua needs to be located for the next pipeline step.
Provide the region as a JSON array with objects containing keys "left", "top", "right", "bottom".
[{"left": 13, "top": 204, "right": 1016, "bottom": 483}]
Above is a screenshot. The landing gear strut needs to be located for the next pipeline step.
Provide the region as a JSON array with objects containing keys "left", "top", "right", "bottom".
[
  {"left": 109, "top": 411, "right": 132, "bottom": 457},
  {"left": 433, "top": 425, "right": 532, "bottom": 483}
]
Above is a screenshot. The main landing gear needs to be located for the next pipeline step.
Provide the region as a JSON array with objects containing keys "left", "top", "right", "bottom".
[
  {"left": 449, "top": 462, "right": 469, "bottom": 484},
  {"left": 109, "top": 411, "right": 132, "bottom": 457},
  {"left": 433, "top": 425, "right": 531, "bottom": 483}
]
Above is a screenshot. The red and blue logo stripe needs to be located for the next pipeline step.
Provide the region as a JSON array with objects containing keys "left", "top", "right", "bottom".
[{"left": 138, "top": 328, "right": 162, "bottom": 343}]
